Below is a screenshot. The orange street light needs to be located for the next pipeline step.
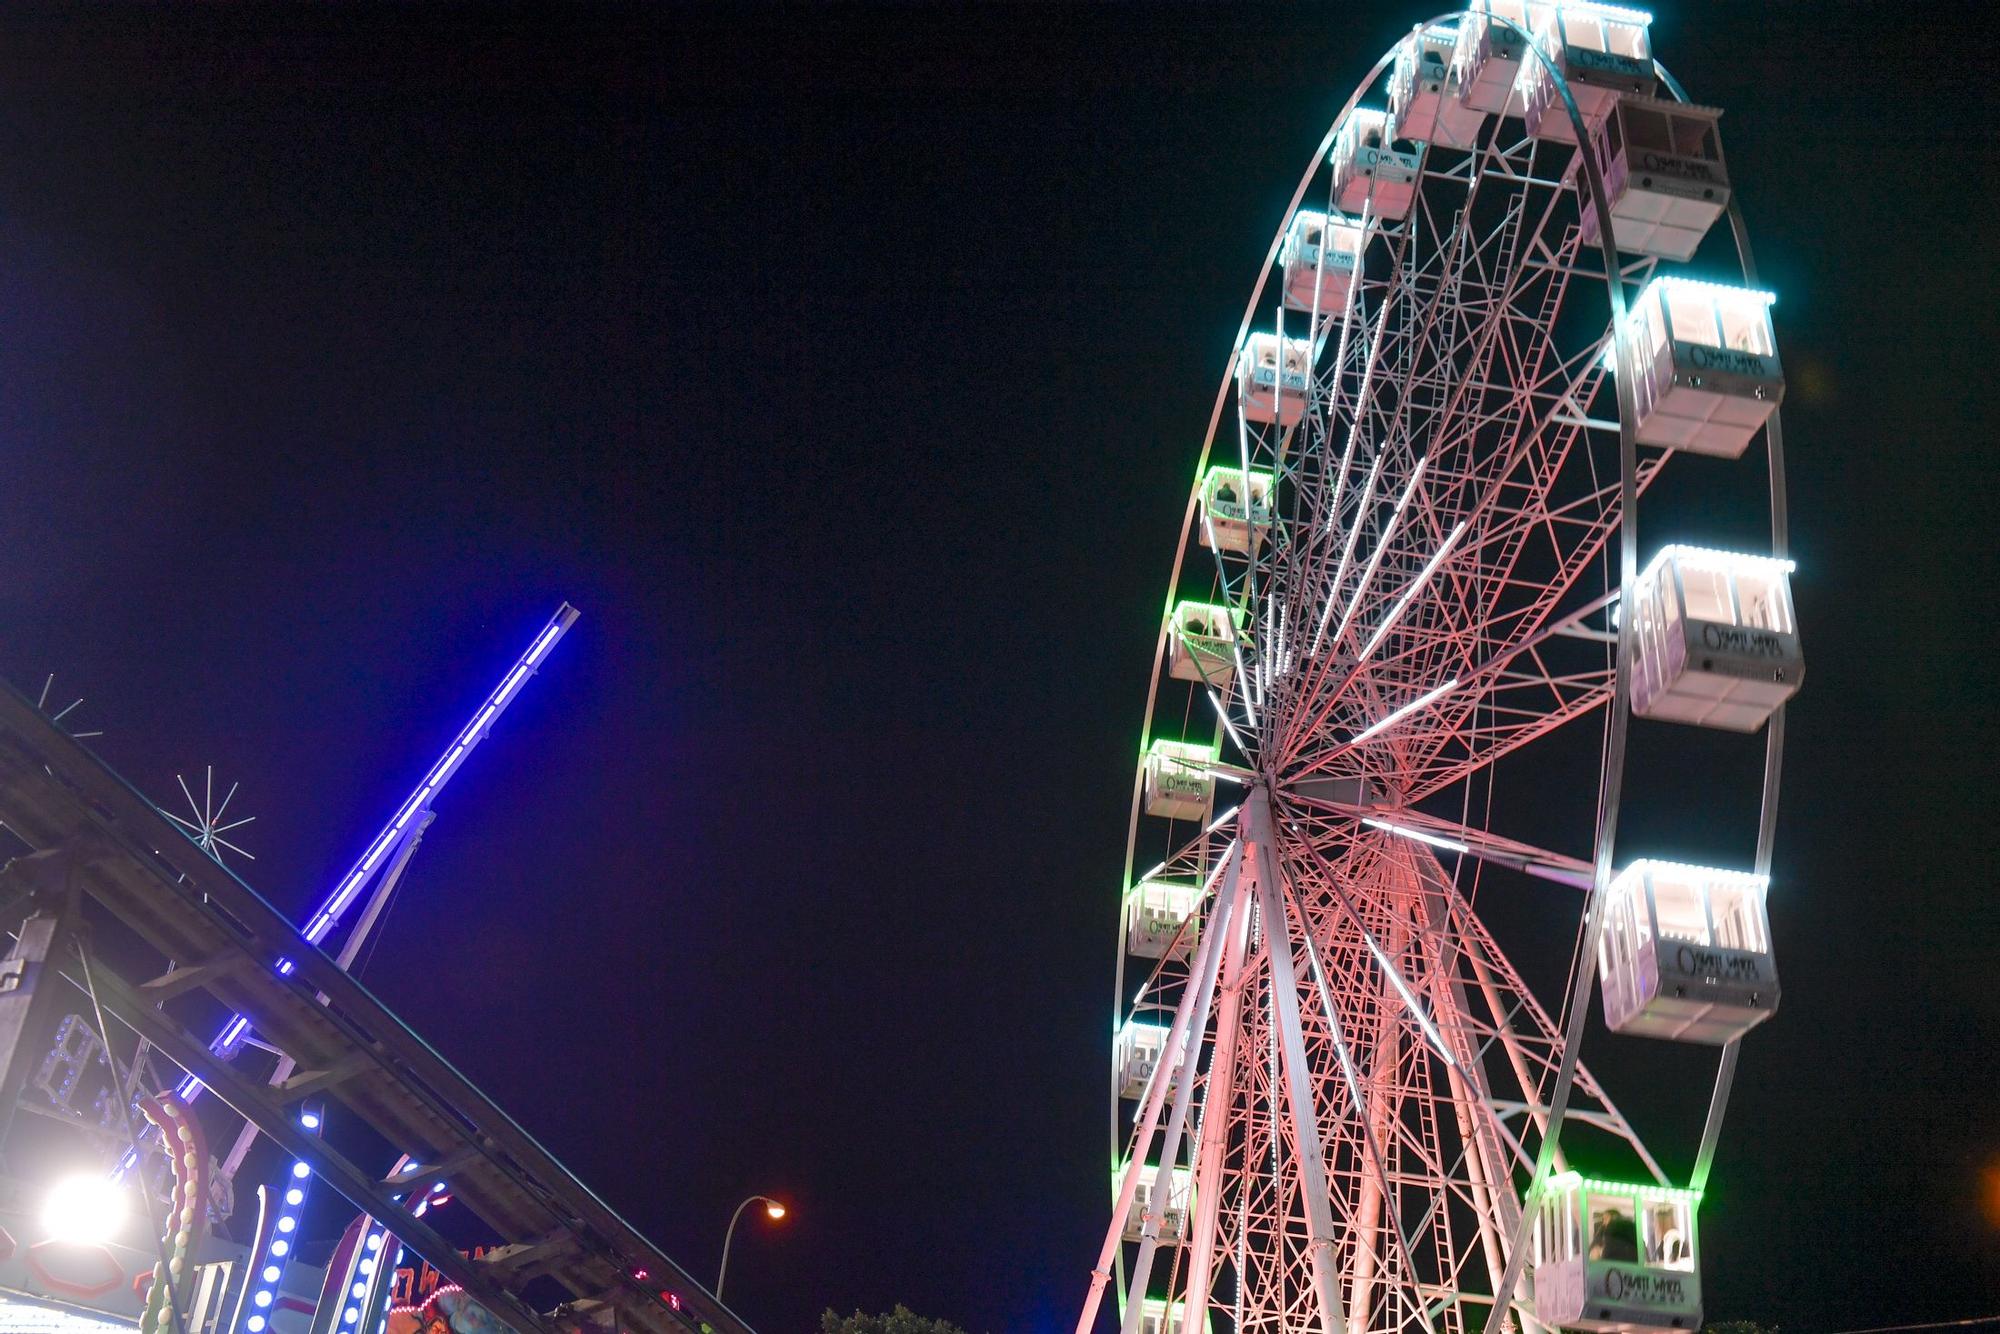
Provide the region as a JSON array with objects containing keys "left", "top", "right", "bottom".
[{"left": 717, "top": 1194, "right": 787, "bottom": 1301}]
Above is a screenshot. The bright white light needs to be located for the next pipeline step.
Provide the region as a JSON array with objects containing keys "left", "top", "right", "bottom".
[
  {"left": 1350, "top": 678, "right": 1459, "bottom": 746},
  {"left": 270, "top": 1240, "right": 290, "bottom": 1257},
  {"left": 292, "top": 1162, "right": 312, "bottom": 1179},
  {"left": 1358, "top": 522, "right": 1467, "bottom": 662},
  {"left": 365, "top": 1234, "right": 383, "bottom": 1252},
  {"left": 351, "top": 1282, "right": 367, "bottom": 1298},
  {"left": 299, "top": 1112, "right": 322, "bottom": 1130},
  {"left": 277, "top": 1216, "right": 297, "bottom": 1234},
  {"left": 359, "top": 1258, "right": 377, "bottom": 1275},
  {"left": 1640, "top": 544, "right": 1796, "bottom": 587},
  {"left": 254, "top": 1292, "right": 273, "bottom": 1309},
  {"left": 1362, "top": 817, "right": 1469, "bottom": 854},
  {"left": 1202, "top": 805, "right": 1242, "bottom": 838},
  {"left": 41, "top": 1174, "right": 129, "bottom": 1245},
  {"left": 344, "top": 1309, "right": 359, "bottom": 1325},
  {"left": 263, "top": 1266, "right": 281, "bottom": 1283},
  {"left": 247, "top": 1318, "right": 267, "bottom": 1333},
  {"left": 1638, "top": 273, "right": 1775, "bottom": 307},
  {"left": 285, "top": 1189, "right": 304, "bottom": 1206}
]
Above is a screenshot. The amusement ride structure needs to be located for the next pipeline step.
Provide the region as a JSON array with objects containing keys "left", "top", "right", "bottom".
[
  {"left": 1086, "top": 6, "right": 1800, "bottom": 1334},
  {"left": 0, "top": 607, "right": 754, "bottom": 1334}
]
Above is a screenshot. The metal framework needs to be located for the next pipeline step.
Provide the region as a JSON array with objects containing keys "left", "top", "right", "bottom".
[
  {"left": 1083, "top": 14, "right": 1789, "bottom": 1334},
  {"left": 0, "top": 678, "right": 755, "bottom": 1334}
]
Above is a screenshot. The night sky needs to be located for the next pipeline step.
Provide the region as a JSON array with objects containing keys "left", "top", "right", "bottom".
[{"left": 2, "top": 4, "right": 1994, "bottom": 1333}]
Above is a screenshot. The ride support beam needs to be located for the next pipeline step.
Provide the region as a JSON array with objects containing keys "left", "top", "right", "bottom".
[
  {"left": 69, "top": 934, "right": 562, "bottom": 1334},
  {"left": 0, "top": 848, "right": 84, "bottom": 1156},
  {"left": 1181, "top": 865, "right": 1255, "bottom": 1322},
  {"left": 1246, "top": 789, "right": 1349, "bottom": 1334}
]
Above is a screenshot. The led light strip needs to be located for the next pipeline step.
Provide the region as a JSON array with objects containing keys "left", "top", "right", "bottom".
[
  {"left": 153, "top": 604, "right": 577, "bottom": 1115},
  {"left": 1348, "top": 678, "right": 1459, "bottom": 747},
  {"left": 235, "top": 1106, "right": 323, "bottom": 1333}
]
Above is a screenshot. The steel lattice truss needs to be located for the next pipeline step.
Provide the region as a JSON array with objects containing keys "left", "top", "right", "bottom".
[{"left": 1086, "top": 20, "right": 1787, "bottom": 1334}]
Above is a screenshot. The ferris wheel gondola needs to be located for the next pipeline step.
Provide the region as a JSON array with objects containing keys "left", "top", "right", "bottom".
[{"left": 1083, "top": 7, "right": 1800, "bottom": 1334}]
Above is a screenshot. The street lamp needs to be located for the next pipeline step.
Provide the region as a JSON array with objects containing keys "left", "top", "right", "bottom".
[{"left": 716, "top": 1195, "right": 787, "bottom": 1301}]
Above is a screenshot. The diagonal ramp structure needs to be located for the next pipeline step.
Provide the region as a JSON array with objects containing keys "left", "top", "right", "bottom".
[{"left": 0, "top": 676, "right": 752, "bottom": 1334}]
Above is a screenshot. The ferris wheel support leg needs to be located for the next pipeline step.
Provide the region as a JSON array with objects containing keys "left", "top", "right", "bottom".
[
  {"left": 1245, "top": 790, "right": 1349, "bottom": 1334},
  {"left": 1344, "top": 908, "right": 1412, "bottom": 1334},
  {"left": 1291, "top": 885, "right": 1423, "bottom": 1325},
  {"left": 1117, "top": 851, "right": 1247, "bottom": 1334},
  {"left": 1415, "top": 866, "right": 1542, "bottom": 1334},
  {"left": 1078, "top": 841, "right": 1243, "bottom": 1334},
  {"left": 1183, "top": 873, "right": 1256, "bottom": 1324}
]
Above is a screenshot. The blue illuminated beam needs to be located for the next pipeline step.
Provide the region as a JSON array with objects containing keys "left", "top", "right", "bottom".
[{"left": 135, "top": 603, "right": 578, "bottom": 1116}]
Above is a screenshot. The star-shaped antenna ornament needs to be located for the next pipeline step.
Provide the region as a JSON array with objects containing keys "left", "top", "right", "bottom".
[
  {"left": 164, "top": 765, "right": 255, "bottom": 863},
  {"left": 37, "top": 674, "right": 103, "bottom": 739}
]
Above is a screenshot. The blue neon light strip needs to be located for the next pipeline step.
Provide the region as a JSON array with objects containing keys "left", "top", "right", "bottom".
[
  {"left": 148, "top": 604, "right": 577, "bottom": 1107},
  {"left": 236, "top": 1108, "right": 323, "bottom": 1333}
]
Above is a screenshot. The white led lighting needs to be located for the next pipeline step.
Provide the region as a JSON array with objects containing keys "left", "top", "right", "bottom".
[
  {"left": 1636, "top": 274, "right": 1771, "bottom": 306},
  {"left": 1362, "top": 817, "right": 1469, "bottom": 854},
  {"left": 1619, "top": 857, "right": 1768, "bottom": 888},
  {"left": 1350, "top": 678, "right": 1459, "bottom": 746},
  {"left": 1639, "top": 544, "right": 1797, "bottom": 587}
]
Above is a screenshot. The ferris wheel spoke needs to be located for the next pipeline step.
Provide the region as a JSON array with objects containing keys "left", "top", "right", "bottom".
[
  {"left": 1278, "top": 224, "right": 1618, "bottom": 768},
  {"left": 1276, "top": 791, "right": 1595, "bottom": 892}
]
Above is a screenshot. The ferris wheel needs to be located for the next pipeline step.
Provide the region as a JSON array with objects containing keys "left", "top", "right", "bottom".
[{"left": 1083, "top": 7, "right": 1802, "bottom": 1334}]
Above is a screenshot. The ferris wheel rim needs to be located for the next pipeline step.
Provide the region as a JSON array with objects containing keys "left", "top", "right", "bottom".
[{"left": 1103, "top": 16, "right": 1792, "bottom": 1333}]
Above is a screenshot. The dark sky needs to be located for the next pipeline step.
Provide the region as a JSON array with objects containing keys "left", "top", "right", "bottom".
[{"left": 1, "top": 4, "right": 1994, "bottom": 1332}]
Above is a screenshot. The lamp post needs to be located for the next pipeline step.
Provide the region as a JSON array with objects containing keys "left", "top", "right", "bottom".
[{"left": 716, "top": 1195, "right": 787, "bottom": 1301}]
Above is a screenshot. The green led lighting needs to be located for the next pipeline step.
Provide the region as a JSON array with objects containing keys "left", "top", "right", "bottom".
[{"left": 1548, "top": 1169, "right": 1703, "bottom": 1205}]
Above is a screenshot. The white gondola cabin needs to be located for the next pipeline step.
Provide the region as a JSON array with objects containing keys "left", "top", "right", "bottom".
[
  {"left": 1533, "top": 1173, "right": 1702, "bottom": 1333},
  {"left": 1168, "top": 600, "right": 1245, "bottom": 687},
  {"left": 1235, "top": 332, "right": 1315, "bottom": 427},
  {"left": 1331, "top": 110, "right": 1424, "bottom": 222},
  {"left": 1114, "top": 1161, "right": 1193, "bottom": 1244},
  {"left": 1579, "top": 96, "right": 1730, "bottom": 261},
  {"left": 1599, "top": 859, "right": 1778, "bottom": 1043},
  {"left": 1390, "top": 25, "right": 1487, "bottom": 149},
  {"left": 1139, "top": 1301, "right": 1199, "bottom": 1334},
  {"left": 1198, "top": 466, "right": 1274, "bottom": 554},
  {"left": 1629, "top": 545, "right": 1802, "bottom": 732},
  {"left": 1616, "top": 276, "right": 1783, "bottom": 457},
  {"left": 1125, "top": 879, "right": 1202, "bottom": 959},
  {"left": 1279, "top": 210, "right": 1366, "bottom": 316},
  {"left": 1451, "top": 1, "right": 1548, "bottom": 117},
  {"left": 1521, "top": 2, "right": 1657, "bottom": 143},
  {"left": 1115, "top": 1018, "right": 1171, "bottom": 1100},
  {"left": 1142, "top": 738, "right": 1217, "bottom": 821}
]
